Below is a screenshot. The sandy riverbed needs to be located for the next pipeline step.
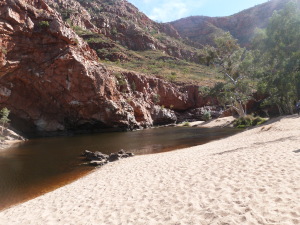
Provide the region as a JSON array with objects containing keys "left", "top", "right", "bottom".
[{"left": 0, "top": 115, "right": 299, "bottom": 225}]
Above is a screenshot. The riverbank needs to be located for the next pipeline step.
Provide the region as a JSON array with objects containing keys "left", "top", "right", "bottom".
[
  {"left": 0, "top": 127, "right": 25, "bottom": 150},
  {"left": 0, "top": 115, "right": 299, "bottom": 224}
]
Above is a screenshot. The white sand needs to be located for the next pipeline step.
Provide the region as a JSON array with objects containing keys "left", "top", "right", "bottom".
[
  {"left": 177, "top": 116, "right": 236, "bottom": 128},
  {"left": 1, "top": 115, "right": 300, "bottom": 225},
  {"left": 199, "top": 116, "right": 236, "bottom": 128}
]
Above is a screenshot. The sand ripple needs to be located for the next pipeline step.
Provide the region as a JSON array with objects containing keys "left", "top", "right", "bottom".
[{"left": 0, "top": 115, "right": 300, "bottom": 224}]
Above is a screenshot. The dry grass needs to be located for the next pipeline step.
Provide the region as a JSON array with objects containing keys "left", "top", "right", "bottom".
[{"left": 101, "top": 50, "right": 222, "bottom": 86}]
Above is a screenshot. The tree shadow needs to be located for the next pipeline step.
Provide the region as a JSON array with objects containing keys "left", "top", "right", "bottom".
[{"left": 293, "top": 149, "right": 300, "bottom": 153}]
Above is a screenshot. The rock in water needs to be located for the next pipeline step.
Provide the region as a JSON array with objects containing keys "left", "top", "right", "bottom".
[
  {"left": 81, "top": 149, "right": 134, "bottom": 167},
  {"left": 89, "top": 160, "right": 108, "bottom": 166},
  {"left": 108, "top": 153, "right": 120, "bottom": 162}
]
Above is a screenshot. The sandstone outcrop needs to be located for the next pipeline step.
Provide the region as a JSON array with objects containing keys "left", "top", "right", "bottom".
[
  {"left": 0, "top": 0, "right": 212, "bottom": 137},
  {"left": 44, "top": 0, "right": 200, "bottom": 63}
]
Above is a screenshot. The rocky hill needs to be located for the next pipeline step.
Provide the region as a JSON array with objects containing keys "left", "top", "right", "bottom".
[
  {"left": 43, "top": 0, "right": 219, "bottom": 86},
  {"left": 0, "top": 0, "right": 214, "bottom": 137},
  {"left": 170, "top": 0, "right": 300, "bottom": 46},
  {"left": 44, "top": 0, "right": 200, "bottom": 62},
  {"left": 0, "top": 0, "right": 290, "bottom": 137}
]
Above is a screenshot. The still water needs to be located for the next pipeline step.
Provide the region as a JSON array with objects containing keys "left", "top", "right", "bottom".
[{"left": 0, "top": 126, "right": 240, "bottom": 210}]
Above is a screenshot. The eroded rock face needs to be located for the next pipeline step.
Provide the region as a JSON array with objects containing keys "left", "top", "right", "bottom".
[
  {"left": 0, "top": 0, "right": 210, "bottom": 137},
  {"left": 44, "top": 0, "right": 200, "bottom": 63},
  {"left": 0, "top": 0, "right": 137, "bottom": 135},
  {"left": 150, "top": 105, "right": 177, "bottom": 125}
]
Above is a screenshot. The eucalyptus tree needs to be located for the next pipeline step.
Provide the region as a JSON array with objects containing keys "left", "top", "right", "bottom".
[
  {"left": 201, "top": 32, "right": 255, "bottom": 117},
  {"left": 253, "top": 1, "right": 300, "bottom": 115}
]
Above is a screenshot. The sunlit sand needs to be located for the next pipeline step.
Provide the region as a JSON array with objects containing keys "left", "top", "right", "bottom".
[{"left": 0, "top": 116, "right": 299, "bottom": 225}]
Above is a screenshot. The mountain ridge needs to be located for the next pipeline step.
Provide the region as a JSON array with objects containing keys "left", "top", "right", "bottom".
[{"left": 170, "top": 0, "right": 300, "bottom": 46}]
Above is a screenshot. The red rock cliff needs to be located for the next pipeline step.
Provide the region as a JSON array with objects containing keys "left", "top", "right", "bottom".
[{"left": 0, "top": 0, "right": 209, "bottom": 136}]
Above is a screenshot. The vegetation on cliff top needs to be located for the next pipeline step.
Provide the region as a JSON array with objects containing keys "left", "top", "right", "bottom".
[
  {"left": 205, "top": 1, "right": 300, "bottom": 117},
  {"left": 50, "top": 0, "right": 300, "bottom": 117}
]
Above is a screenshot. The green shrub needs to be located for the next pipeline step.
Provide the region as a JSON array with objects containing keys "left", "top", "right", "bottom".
[
  {"left": 202, "top": 110, "right": 212, "bottom": 121},
  {"left": 234, "top": 115, "right": 267, "bottom": 128},
  {"left": 182, "top": 121, "right": 191, "bottom": 127},
  {"left": 114, "top": 72, "right": 126, "bottom": 86},
  {"left": 39, "top": 21, "right": 49, "bottom": 28},
  {"left": 1, "top": 47, "right": 7, "bottom": 55},
  {"left": 0, "top": 107, "right": 10, "bottom": 135},
  {"left": 111, "top": 27, "right": 118, "bottom": 36},
  {"left": 72, "top": 26, "right": 93, "bottom": 36},
  {"left": 152, "top": 94, "right": 160, "bottom": 104},
  {"left": 252, "top": 116, "right": 267, "bottom": 126},
  {"left": 130, "top": 81, "right": 136, "bottom": 91}
]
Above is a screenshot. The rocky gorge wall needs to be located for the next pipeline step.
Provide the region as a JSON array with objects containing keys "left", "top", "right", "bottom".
[
  {"left": 44, "top": 0, "right": 201, "bottom": 63},
  {"left": 0, "top": 0, "right": 214, "bottom": 137}
]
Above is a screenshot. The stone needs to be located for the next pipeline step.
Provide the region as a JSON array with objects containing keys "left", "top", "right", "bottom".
[
  {"left": 81, "top": 150, "right": 92, "bottom": 157},
  {"left": 118, "top": 149, "right": 126, "bottom": 154},
  {"left": 151, "top": 105, "right": 177, "bottom": 126},
  {"left": 89, "top": 160, "right": 108, "bottom": 166},
  {"left": 108, "top": 153, "right": 120, "bottom": 162},
  {"left": 86, "top": 152, "right": 108, "bottom": 161},
  {"left": 83, "top": 149, "right": 135, "bottom": 166},
  {"left": 126, "top": 152, "right": 134, "bottom": 157}
]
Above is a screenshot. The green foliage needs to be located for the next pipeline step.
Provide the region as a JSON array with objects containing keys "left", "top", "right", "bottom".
[
  {"left": 60, "top": 9, "right": 75, "bottom": 20},
  {"left": 182, "top": 121, "right": 191, "bottom": 127},
  {"left": 109, "top": 50, "right": 219, "bottom": 85},
  {"left": 114, "top": 73, "right": 126, "bottom": 86},
  {"left": 201, "top": 32, "right": 254, "bottom": 117},
  {"left": 253, "top": 2, "right": 300, "bottom": 115},
  {"left": 87, "top": 37, "right": 109, "bottom": 44},
  {"left": 130, "top": 81, "right": 136, "bottom": 91},
  {"left": 167, "top": 72, "right": 177, "bottom": 82},
  {"left": 198, "top": 86, "right": 211, "bottom": 97},
  {"left": 0, "top": 47, "right": 7, "bottom": 55},
  {"left": 152, "top": 93, "right": 160, "bottom": 104},
  {"left": 0, "top": 107, "right": 10, "bottom": 134},
  {"left": 111, "top": 27, "right": 118, "bottom": 36},
  {"left": 202, "top": 109, "right": 212, "bottom": 121},
  {"left": 72, "top": 26, "right": 94, "bottom": 36},
  {"left": 97, "top": 48, "right": 110, "bottom": 57},
  {"left": 39, "top": 21, "right": 49, "bottom": 28},
  {"left": 233, "top": 115, "right": 267, "bottom": 128}
]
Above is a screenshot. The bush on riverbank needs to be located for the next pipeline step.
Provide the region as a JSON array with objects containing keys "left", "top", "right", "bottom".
[
  {"left": 234, "top": 115, "right": 267, "bottom": 128},
  {"left": 182, "top": 121, "right": 191, "bottom": 127}
]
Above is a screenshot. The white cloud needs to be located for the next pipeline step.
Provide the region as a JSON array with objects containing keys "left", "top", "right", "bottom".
[
  {"left": 149, "top": 1, "right": 186, "bottom": 22},
  {"left": 148, "top": 0, "right": 207, "bottom": 22}
]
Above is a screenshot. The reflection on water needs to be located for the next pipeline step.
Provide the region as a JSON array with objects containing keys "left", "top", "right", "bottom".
[{"left": 0, "top": 126, "right": 240, "bottom": 210}]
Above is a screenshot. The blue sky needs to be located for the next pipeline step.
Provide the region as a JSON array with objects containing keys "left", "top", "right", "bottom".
[{"left": 127, "top": 0, "right": 269, "bottom": 22}]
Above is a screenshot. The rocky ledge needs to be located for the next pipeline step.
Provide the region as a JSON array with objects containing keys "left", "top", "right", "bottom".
[
  {"left": 0, "top": 0, "right": 218, "bottom": 137},
  {"left": 81, "top": 149, "right": 134, "bottom": 167}
]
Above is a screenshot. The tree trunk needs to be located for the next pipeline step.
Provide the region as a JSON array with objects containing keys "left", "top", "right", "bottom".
[{"left": 232, "top": 101, "right": 246, "bottom": 118}]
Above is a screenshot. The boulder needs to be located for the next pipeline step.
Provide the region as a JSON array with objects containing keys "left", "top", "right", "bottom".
[
  {"left": 151, "top": 105, "right": 177, "bottom": 126},
  {"left": 89, "top": 160, "right": 108, "bottom": 166},
  {"left": 81, "top": 150, "right": 109, "bottom": 161},
  {"left": 108, "top": 153, "right": 120, "bottom": 162},
  {"left": 81, "top": 149, "right": 134, "bottom": 167}
]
